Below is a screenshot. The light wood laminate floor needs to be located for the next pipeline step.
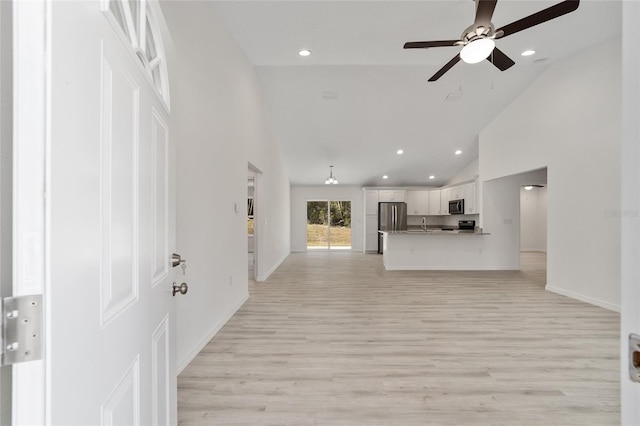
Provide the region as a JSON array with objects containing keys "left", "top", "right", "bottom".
[{"left": 178, "top": 252, "right": 619, "bottom": 425}]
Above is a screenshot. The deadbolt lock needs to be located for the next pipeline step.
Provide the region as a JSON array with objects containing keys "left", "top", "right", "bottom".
[{"left": 171, "top": 253, "right": 185, "bottom": 268}]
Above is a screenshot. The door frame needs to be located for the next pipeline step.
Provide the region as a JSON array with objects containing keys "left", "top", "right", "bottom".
[
  {"left": 621, "top": 1, "right": 640, "bottom": 423},
  {"left": 11, "top": 0, "right": 49, "bottom": 423},
  {"left": 248, "top": 163, "right": 261, "bottom": 281},
  {"left": 0, "top": 0, "right": 13, "bottom": 423}
]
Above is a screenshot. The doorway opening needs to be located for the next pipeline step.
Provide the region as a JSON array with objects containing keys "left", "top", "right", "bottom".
[
  {"left": 247, "top": 175, "right": 255, "bottom": 279},
  {"left": 306, "top": 200, "right": 351, "bottom": 250},
  {"left": 514, "top": 167, "right": 548, "bottom": 284},
  {"left": 247, "top": 164, "right": 261, "bottom": 281}
]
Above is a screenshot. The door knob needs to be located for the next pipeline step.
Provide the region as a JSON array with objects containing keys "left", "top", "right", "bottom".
[{"left": 172, "top": 282, "right": 188, "bottom": 296}]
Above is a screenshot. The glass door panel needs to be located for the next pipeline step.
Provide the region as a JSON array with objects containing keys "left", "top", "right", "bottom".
[
  {"left": 306, "top": 200, "right": 351, "bottom": 250},
  {"left": 329, "top": 201, "right": 351, "bottom": 250},
  {"left": 307, "top": 201, "right": 329, "bottom": 249}
]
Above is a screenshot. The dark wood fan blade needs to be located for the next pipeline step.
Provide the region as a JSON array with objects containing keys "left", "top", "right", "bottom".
[
  {"left": 404, "top": 40, "right": 461, "bottom": 49},
  {"left": 496, "top": 0, "right": 579, "bottom": 38},
  {"left": 428, "top": 54, "right": 461, "bottom": 82},
  {"left": 486, "top": 47, "right": 515, "bottom": 71},
  {"left": 474, "top": 0, "right": 498, "bottom": 29}
]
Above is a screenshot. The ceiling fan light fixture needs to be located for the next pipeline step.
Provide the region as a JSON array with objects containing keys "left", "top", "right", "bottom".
[{"left": 460, "top": 38, "right": 495, "bottom": 64}]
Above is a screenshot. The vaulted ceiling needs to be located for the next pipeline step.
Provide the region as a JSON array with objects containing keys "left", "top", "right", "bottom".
[{"left": 212, "top": 1, "right": 621, "bottom": 186}]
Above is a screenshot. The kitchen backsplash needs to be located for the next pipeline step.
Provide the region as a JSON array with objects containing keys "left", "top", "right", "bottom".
[{"left": 407, "top": 214, "right": 479, "bottom": 227}]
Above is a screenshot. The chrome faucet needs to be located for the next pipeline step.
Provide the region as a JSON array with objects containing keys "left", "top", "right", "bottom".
[{"left": 421, "top": 216, "right": 427, "bottom": 230}]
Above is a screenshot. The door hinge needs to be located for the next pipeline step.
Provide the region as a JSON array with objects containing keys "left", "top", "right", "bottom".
[{"left": 1, "top": 295, "right": 43, "bottom": 366}]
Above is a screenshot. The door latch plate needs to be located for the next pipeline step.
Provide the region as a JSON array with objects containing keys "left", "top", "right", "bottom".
[
  {"left": 630, "top": 333, "right": 640, "bottom": 383},
  {"left": 1, "top": 295, "right": 43, "bottom": 366}
]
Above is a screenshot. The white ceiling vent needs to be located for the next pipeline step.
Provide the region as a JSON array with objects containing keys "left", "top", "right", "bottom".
[{"left": 322, "top": 91, "right": 339, "bottom": 100}]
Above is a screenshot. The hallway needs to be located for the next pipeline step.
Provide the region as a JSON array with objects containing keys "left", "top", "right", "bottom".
[{"left": 178, "top": 252, "right": 619, "bottom": 425}]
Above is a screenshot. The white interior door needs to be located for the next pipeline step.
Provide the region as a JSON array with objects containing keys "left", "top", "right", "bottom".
[{"left": 15, "top": 1, "right": 178, "bottom": 424}]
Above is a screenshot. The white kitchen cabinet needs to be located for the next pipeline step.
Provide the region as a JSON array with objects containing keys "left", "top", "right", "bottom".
[
  {"left": 365, "top": 216, "right": 379, "bottom": 252},
  {"left": 364, "top": 190, "right": 379, "bottom": 215},
  {"left": 406, "top": 190, "right": 429, "bottom": 215},
  {"left": 363, "top": 190, "right": 379, "bottom": 252},
  {"left": 428, "top": 190, "right": 441, "bottom": 215},
  {"left": 379, "top": 189, "right": 405, "bottom": 202},
  {"left": 440, "top": 188, "right": 451, "bottom": 215},
  {"left": 464, "top": 182, "right": 478, "bottom": 214},
  {"left": 449, "top": 185, "right": 464, "bottom": 200},
  {"left": 406, "top": 191, "right": 416, "bottom": 214}
]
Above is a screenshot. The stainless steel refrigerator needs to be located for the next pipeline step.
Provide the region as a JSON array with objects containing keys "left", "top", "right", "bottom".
[{"left": 378, "top": 202, "right": 407, "bottom": 254}]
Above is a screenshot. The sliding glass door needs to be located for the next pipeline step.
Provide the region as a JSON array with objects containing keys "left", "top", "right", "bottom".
[{"left": 307, "top": 200, "right": 351, "bottom": 250}]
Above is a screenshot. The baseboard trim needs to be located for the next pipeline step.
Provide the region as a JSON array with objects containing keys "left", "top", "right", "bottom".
[
  {"left": 545, "top": 285, "right": 620, "bottom": 313},
  {"left": 256, "top": 251, "right": 289, "bottom": 282},
  {"left": 520, "top": 249, "right": 547, "bottom": 253},
  {"left": 384, "top": 265, "right": 520, "bottom": 271},
  {"left": 177, "top": 292, "right": 249, "bottom": 373}
]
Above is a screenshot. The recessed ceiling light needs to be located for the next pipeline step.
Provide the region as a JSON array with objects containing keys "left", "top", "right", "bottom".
[
  {"left": 521, "top": 50, "right": 536, "bottom": 57},
  {"left": 382, "top": 175, "right": 388, "bottom": 180},
  {"left": 429, "top": 175, "right": 435, "bottom": 180},
  {"left": 454, "top": 150, "right": 462, "bottom": 155},
  {"left": 524, "top": 185, "right": 533, "bottom": 190},
  {"left": 397, "top": 149, "right": 404, "bottom": 155},
  {"left": 298, "top": 49, "right": 311, "bottom": 57}
]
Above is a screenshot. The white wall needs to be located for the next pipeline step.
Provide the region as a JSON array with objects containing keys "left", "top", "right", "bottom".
[
  {"left": 290, "top": 186, "right": 363, "bottom": 252},
  {"left": 162, "top": 2, "right": 291, "bottom": 371},
  {"left": 480, "top": 38, "right": 621, "bottom": 312},
  {"left": 446, "top": 158, "right": 479, "bottom": 186},
  {"left": 520, "top": 186, "right": 547, "bottom": 252}
]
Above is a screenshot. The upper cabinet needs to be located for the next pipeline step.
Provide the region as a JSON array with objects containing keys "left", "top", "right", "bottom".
[
  {"left": 378, "top": 190, "right": 405, "bottom": 202},
  {"left": 406, "top": 190, "right": 429, "bottom": 215},
  {"left": 440, "top": 188, "right": 451, "bottom": 215},
  {"left": 438, "top": 181, "right": 478, "bottom": 215},
  {"left": 449, "top": 185, "right": 464, "bottom": 200},
  {"left": 364, "top": 182, "right": 478, "bottom": 219},
  {"left": 464, "top": 181, "right": 478, "bottom": 214},
  {"left": 428, "top": 190, "right": 441, "bottom": 215}
]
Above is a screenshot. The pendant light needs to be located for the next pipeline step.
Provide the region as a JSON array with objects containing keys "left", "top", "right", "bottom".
[{"left": 325, "top": 165, "right": 339, "bottom": 185}]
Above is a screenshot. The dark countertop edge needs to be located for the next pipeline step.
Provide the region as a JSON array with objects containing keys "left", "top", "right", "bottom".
[{"left": 379, "top": 230, "right": 490, "bottom": 236}]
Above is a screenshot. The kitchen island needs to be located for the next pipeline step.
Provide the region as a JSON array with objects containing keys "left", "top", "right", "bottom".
[{"left": 380, "top": 229, "right": 493, "bottom": 271}]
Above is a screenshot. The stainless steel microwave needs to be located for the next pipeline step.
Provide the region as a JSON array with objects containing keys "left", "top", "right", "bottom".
[{"left": 449, "top": 199, "right": 464, "bottom": 215}]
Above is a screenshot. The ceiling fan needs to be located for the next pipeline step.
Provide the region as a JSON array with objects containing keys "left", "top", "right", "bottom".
[{"left": 404, "top": 0, "right": 580, "bottom": 82}]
